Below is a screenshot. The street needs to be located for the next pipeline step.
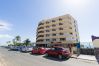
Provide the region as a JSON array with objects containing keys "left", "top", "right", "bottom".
[{"left": 0, "top": 47, "right": 98, "bottom": 66}]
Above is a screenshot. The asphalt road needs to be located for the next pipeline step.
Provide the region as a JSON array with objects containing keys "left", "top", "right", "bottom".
[{"left": 0, "top": 47, "right": 98, "bottom": 66}]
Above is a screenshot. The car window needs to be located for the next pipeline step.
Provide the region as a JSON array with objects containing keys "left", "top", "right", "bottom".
[
  {"left": 54, "top": 48, "right": 63, "bottom": 51},
  {"left": 51, "top": 48, "right": 55, "bottom": 50},
  {"left": 34, "top": 48, "right": 38, "bottom": 50},
  {"left": 27, "top": 46, "right": 32, "bottom": 48}
]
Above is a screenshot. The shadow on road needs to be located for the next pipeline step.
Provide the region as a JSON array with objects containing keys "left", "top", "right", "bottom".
[
  {"left": 8, "top": 49, "right": 18, "bottom": 51},
  {"left": 29, "top": 52, "right": 43, "bottom": 56},
  {"left": 43, "top": 55, "right": 70, "bottom": 62}
]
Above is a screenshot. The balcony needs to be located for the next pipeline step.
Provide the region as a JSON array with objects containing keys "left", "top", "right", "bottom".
[
  {"left": 37, "top": 29, "right": 44, "bottom": 32},
  {"left": 36, "top": 39, "right": 44, "bottom": 42},
  {"left": 37, "top": 31, "right": 44, "bottom": 33},
  {"left": 38, "top": 27, "right": 44, "bottom": 30},
  {"left": 38, "top": 23, "right": 44, "bottom": 26}
]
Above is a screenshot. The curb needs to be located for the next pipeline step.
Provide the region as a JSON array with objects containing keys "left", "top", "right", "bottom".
[
  {"left": 77, "top": 57, "right": 96, "bottom": 61},
  {"left": 71, "top": 55, "right": 96, "bottom": 61}
]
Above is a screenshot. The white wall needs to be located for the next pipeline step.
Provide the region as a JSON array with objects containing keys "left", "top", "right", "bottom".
[{"left": 93, "top": 39, "right": 99, "bottom": 48}]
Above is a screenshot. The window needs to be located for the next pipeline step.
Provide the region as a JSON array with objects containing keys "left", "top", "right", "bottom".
[
  {"left": 60, "top": 33, "right": 64, "bottom": 35},
  {"left": 60, "top": 38, "right": 66, "bottom": 41},
  {"left": 52, "top": 34, "right": 56, "bottom": 36},
  {"left": 59, "top": 18, "right": 62, "bottom": 21},
  {"left": 75, "top": 29, "right": 77, "bottom": 32},
  {"left": 52, "top": 39, "right": 56, "bottom": 41},
  {"left": 46, "top": 39, "right": 50, "bottom": 41},
  {"left": 59, "top": 23, "right": 63, "bottom": 25},
  {"left": 72, "top": 37, "right": 74, "bottom": 39},
  {"left": 46, "top": 34, "right": 50, "bottom": 37},
  {"left": 69, "top": 22, "right": 72, "bottom": 24},
  {"left": 46, "top": 26, "right": 49, "bottom": 28},
  {"left": 52, "top": 20, "right": 55, "bottom": 22},
  {"left": 69, "top": 27, "right": 72, "bottom": 29},
  {"left": 76, "top": 34, "right": 78, "bottom": 37},
  {"left": 46, "top": 30, "right": 50, "bottom": 32},
  {"left": 46, "top": 21, "right": 49, "bottom": 24},
  {"left": 70, "top": 32, "right": 73, "bottom": 35},
  {"left": 52, "top": 24, "right": 56, "bottom": 27},
  {"left": 74, "top": 20, "right": 76, "bottom": 23},
  {"left": 76, "top": 39, "right": 78, "bottom": 42},
  {"left": 59, "top": 28, "right": 63, "bottom": 30},
  {"left": 52, "top": 29, "right": 56, "bottom": 31}
]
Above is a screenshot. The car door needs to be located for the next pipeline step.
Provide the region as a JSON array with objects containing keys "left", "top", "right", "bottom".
[
  {"left": 52, "top": 48, "right": 59, "bottom": 56},
  {"left": 48, "top": 48, "right": 58, "bottom": 56},
  {"left": 47, "top": 48, "right": 54, "bottom": 55}
]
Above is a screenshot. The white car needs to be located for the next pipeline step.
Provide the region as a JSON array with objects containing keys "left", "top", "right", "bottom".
[
  {"left": 9, "top": 45, "right": 15, "bottom": 50},
  {"left": 21, "top": 46, "right": 33, "bottom": 52}
]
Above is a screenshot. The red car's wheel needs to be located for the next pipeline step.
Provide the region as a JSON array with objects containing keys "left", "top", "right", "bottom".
[
  {"left": 58, "top": 55, "right": 63, "bottom": 59},
  {"left": 45, "top": 53, "right": 49, "bottom": 56}
]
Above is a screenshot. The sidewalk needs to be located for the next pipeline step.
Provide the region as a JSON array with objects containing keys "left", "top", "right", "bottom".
[
  {"left": 0, "top": 57, "right": 6, "bottom": 66},
  {"left": 71, "top": 54, "right": 96, "bottom": 61},
  {"left": 0, "top": 54, "right": 7, "bottom": 66}
]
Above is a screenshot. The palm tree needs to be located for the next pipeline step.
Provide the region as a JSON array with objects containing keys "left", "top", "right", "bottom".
[
  {"left": 12, "top": 35, "right": 21, "bottom": 46},
  {"left": 24, "top": 39, "right": 31, "bottom": 46},
  {"left": 7, "top": 41, "right": 11, "bottom": 46},
  {"left": 15, "top": 35, "right": 21, "bottom": 43}
]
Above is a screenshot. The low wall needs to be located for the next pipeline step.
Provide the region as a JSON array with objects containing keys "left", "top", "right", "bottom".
[{"left": 80, "top": 48, "right": 95, "bottom": 55}]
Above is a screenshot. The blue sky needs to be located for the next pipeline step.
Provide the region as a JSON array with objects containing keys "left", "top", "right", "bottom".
[{"left": 0, "top": 0, "right": 99, "bottom": 46}]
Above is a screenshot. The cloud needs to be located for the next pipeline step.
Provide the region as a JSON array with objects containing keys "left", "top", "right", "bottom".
[
  {"left": 0, "top": 20, "right": 12, "bottom": 31},
  {"left": 0, "top": 34, "right": 13, "bottom": 39}
]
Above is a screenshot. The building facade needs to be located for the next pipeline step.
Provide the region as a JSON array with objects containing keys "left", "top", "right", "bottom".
[{"left": 36, "top": 14, "right": 80, "bottom": 47}]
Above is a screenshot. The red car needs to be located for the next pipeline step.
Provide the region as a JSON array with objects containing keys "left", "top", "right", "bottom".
[
  {"left": 45, "top": 46, "right": 71, "bottom": 59},
  {"left": 32, "top": 47, "right": 47, "bottom": 55}
]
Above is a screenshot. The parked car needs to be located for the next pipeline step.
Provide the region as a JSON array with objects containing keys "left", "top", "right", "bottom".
[
  {"left": 9, "top": 46, "right": 21, "bottom": 51},
  {"left": 9, "top": 45, "right": 15, "bottom": 50},
  {"left": 45, "top": 46, "right": 71, "bottom": 59},
  {"left": 32, "top": 47, "right": 47, "bottom": 55},
  {"left": 20, "top": 46, "right": 33, "bottom": 52},
  {"left": 9, "top": 45, "right": 18, "bottom": 51}
]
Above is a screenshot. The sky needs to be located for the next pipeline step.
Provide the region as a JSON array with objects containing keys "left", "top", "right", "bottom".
[{"left": 0, "top": 0, "right": 99, "bottom": 46}]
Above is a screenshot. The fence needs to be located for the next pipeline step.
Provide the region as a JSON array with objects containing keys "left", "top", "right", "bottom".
[{"left": 80, "top": 48, "right": 95, "bottom": 55}]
